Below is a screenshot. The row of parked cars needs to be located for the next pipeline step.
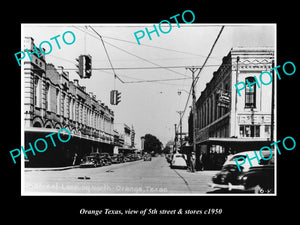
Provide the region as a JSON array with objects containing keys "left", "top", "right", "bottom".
[{"left": 80, "top": 152, "right": 143, "bottom": 168}]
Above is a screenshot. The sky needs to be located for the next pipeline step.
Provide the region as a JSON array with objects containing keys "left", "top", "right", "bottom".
[{"left": 22, "top": 23, "right": 275, "bottom": 148}]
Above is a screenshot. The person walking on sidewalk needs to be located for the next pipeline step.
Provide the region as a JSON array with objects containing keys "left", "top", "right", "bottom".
[
  {"left": 72, "top": 153, "right": 78, "bottom": 166},
  {"left": 190, "top": 152, "right": 196, "bottom": 173},
  {"left": 199, "top": 152, "right": 204, "bottom": 171}
]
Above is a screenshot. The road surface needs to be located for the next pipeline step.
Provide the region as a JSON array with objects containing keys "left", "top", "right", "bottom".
[{"left": 23, "top": 156, "right": 218, "bottom": 194}]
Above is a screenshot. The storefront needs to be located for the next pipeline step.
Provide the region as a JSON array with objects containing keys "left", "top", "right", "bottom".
[
  {"left": 196, "top": 137, "right": 271, "bottom": 170},
  {"left": 24, "top": 128, "right": 114, "bottom": 167}
]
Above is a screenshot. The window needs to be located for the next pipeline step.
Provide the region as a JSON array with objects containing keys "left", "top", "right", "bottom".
[
  {"left": 245, "top": 77, "right": 256, "bottom": 108},
  {"left": 265, "top": 125, "right": 271, "bottom": 137},
  {"left": 240, "top": 125, "right": 260, "bottom": 137},
  {"left": 34, "top": 76, "right": 40, "bottom": 107},
  {"left": 45, "top": 83, "right": 50, "bottom": 110},
  {"left": 56, "top": 89, "right": 60, "bottom": 114}
]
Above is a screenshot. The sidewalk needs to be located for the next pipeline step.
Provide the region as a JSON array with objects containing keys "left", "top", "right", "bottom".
[
  {"left": 24, "top": 165, "right": 80, "bottom": 172},
  {"left": 173, "top": 169, "right": 219, "bottom": 193}
]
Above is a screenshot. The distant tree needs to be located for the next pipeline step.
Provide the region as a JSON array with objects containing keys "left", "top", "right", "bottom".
[
  {"left": 144, "top": 134, "right": 162, "bottom": 155},
  {"left": 162, "top": 145, "right": 171, "bottom": 154},
  {"left": 162, "top": 140, "right": 174, "bottom": 154}
]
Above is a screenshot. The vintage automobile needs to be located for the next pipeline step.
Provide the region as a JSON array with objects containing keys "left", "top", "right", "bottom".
[
  {"left": 209, "top": 150, "right": 274, "bottom": 193},
  {"left": 111, "top": 154, "right": 122, "bottom": 164},
  {"left": 165, "top": 154, "right": 173, "bottom": 164},
  {"left": 170, "top": 153, "right": 187, "bottom": 169},
  {"left": 143, "top": 153, "right": 152, "bottom": 161},
  {"left": 80, "top": 156, "right": 99, "bottom": 168},
  {"left": 99, "top": 153, "right": 112, "bottom": 165}
]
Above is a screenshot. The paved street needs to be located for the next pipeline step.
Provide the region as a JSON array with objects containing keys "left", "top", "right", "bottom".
[{"left": 24, "top": 156, "right": 218, "bottom": 194}]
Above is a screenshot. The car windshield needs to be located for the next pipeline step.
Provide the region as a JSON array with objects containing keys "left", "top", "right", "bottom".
[
  {"left": 230, "top": 155, "right": 246, "bottom": 161},
  {"left": 86, "top": 156, "right": 94, "bottom": 160}
]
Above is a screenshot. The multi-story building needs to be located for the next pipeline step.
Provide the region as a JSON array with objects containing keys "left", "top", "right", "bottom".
[
  {"left": 23, "top": 37, "right": 115, "bottom": 167},
  {"left": 188, "top": 47, "right": 274, "bottom": 169},
  {"left": 114, "top": 124, "right": 136, "bottom": 155}
]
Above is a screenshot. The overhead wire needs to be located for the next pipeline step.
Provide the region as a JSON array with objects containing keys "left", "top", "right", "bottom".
[
  {"left": 74, "top": 25, "right": 190, "bottom": 79},
  {"left": 88, "top": 25, "right": 124, "bottom": 84},
  {"left": 72, "top": 25, "right": 221, "bottom": 59},
  {"left": 176, "top": 25, "right": 225, "bottom": 132}
]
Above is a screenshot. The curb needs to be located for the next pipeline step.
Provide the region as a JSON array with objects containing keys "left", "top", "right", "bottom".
[{"left": 25, "top": 165, "right": 80, "bottom": 172}]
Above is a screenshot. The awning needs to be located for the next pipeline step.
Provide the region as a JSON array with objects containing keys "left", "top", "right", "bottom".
[
  {"left": 24, "top": 127, "right": 113, "bottom": 145},
  {"left": 196, "top": 137, "right": 272, "bottom": 149}
]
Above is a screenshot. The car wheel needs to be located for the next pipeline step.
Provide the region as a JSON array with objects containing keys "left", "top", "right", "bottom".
[{"left": 253, "top": 185, "right": 263, "bottom": 194}]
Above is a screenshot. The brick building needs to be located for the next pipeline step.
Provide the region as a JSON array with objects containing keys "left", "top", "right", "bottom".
[
  {"left": 188, "top": 47, "right": 275, "bottom": 169},
  {"left": 23, "top": 37, "right": 115, "bottom": 167}
]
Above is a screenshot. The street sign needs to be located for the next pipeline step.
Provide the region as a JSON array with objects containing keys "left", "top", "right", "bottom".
[{"left": 217, "top": 89, "right": 230, "bottom": 108}]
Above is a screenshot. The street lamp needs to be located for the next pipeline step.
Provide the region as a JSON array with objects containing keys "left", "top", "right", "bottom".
[{"left": 177, "top": 89, "right": 190, "bottom": 96}]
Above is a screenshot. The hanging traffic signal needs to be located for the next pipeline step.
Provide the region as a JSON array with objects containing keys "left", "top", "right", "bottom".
[
  {"left": 84, "top": 55, "right": 92, "bottom": 78},
  {"left": 116, "top": 90, "right": 121, "bottom": 105},
  {"left": 110, "top": 90, "right": 116, "bottom": 105},
  {"left": 75, "top": 55, "right": 84, "bottom": 78},
  {"left": 110, "top": 90, "right": 121, "bottom": 105},
  {"left": 75, "top": 54, "right": 92, "bottom": 79}
]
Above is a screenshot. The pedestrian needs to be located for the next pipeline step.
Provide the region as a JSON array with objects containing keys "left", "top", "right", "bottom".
[
  {"left": 190, "top": 152, "right": 196, "bottom": 172},
  {"left": 199, "top": 152, "right": 204, "bottom": 171},
  {"left": 72, "top": 153, "right": 78, "bottom": 166}
]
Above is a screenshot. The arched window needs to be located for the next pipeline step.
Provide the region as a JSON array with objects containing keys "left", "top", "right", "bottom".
[
  {"left": 245, "top": 77, "right": 256, "bottom": 108},
  {"left": 56, "top": 89, "right": 60, "bottom": 114},
  {"left": 45, "top": 83, "right": 50, "bottom": 111},
  {"left": 34, "top": 76, "right": 41, "bottom": 107}
]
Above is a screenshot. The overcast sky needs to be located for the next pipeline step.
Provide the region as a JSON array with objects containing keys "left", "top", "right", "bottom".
[{"left": 22, "top": 23, "right": 275, "bottom": 147}]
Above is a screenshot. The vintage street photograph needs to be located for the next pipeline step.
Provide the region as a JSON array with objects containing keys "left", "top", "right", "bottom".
[{"left": 20, "top": 23, "right": 276, "bottom": 195}]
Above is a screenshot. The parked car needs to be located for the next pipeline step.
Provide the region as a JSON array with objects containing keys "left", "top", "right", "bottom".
[
  {"left": 99, "top": 153, "right": 112, "bottom": 166},
  {"left": 165, "top": 154, "right": 173, "bottom": 164},
  {"left": 143, "top": 154, "right": 152, "bottom": 161},
  {"left": 170, "top": 153, "right": 187, "bottom": 169},
  {"left": 80, "top": 156, "right": 98, "bottom": 168},
  {"left": 126, "top": 153, "right": 136, "bottom": 162},
  {"left": 209, "top": 150, "right": 274, "bottom": 193},
  {"left": 111, "top": 154, "right": 122, "bottom": 164},
  {"left": 89, "top": 152, "right": 104, "bottom": 166}
]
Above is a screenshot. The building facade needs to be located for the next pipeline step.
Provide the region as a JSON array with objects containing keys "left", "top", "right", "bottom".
[
  {"left": 114, "top": 124, "right": 136, "bottom": 154},
  {"left": 24, "top": 37, "right": 115, "bottom": 167},
  {"left": 189, "top": 47, "right": 274, "bottom": 169}
]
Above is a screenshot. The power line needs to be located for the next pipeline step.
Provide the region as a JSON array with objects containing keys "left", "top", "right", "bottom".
[
  {"left": 123, "top": 77, "right": 191, "bottom": 83},
  {"left": 88, "top": 26, "right": 124, "bottom": 84},
  {"left": 102, "top": 39, "right": 191, "bottom": 78},
  {"left": 74, "top": 26, "right": 190, "bottom": 79},
  {"left": 177, "top": 26, "right": 225, "bottom": 129},
  {"left": 72, "top": 25, "right": 212, "bottom": 58},
  {"left": 194, "top": 26, "right": 225, "bottom": 86}
]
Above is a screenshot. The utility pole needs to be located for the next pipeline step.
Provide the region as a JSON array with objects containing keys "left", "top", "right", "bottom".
[
  {"left": 186, "top": 66, "right": 201, "bottom": 154},
  {"left": 176, "top": 111, "right": 184, "bottom": 150},
  {"left": 174, "top": 124, "right": 177, "bottom": 153}
]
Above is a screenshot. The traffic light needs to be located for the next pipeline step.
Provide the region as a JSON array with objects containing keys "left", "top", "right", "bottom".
[
  {"left": 110, "top": 90, "right": 121, "bottom": 105},
  {"left": 110, "top": 90, "right": 116, "bottom": 105},
  {"left": 75, "top": 55, "right": 92, "bottom": 79},
  {"left": 116, "top": 90, "right": 121, "bottom": 105},
  {"left": 84, "top": 55, "right": 92, "bottom": 78},
  {"left": 75, "top": 55, "right": 84, "bottom": 78}
]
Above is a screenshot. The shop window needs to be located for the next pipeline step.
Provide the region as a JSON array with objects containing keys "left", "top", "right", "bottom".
[
  {"left": 240, "top": 125, "right": 260, "bottom": 137},
  {"left": 265, "top": 125, "right": 271, "bottom": 137}
]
